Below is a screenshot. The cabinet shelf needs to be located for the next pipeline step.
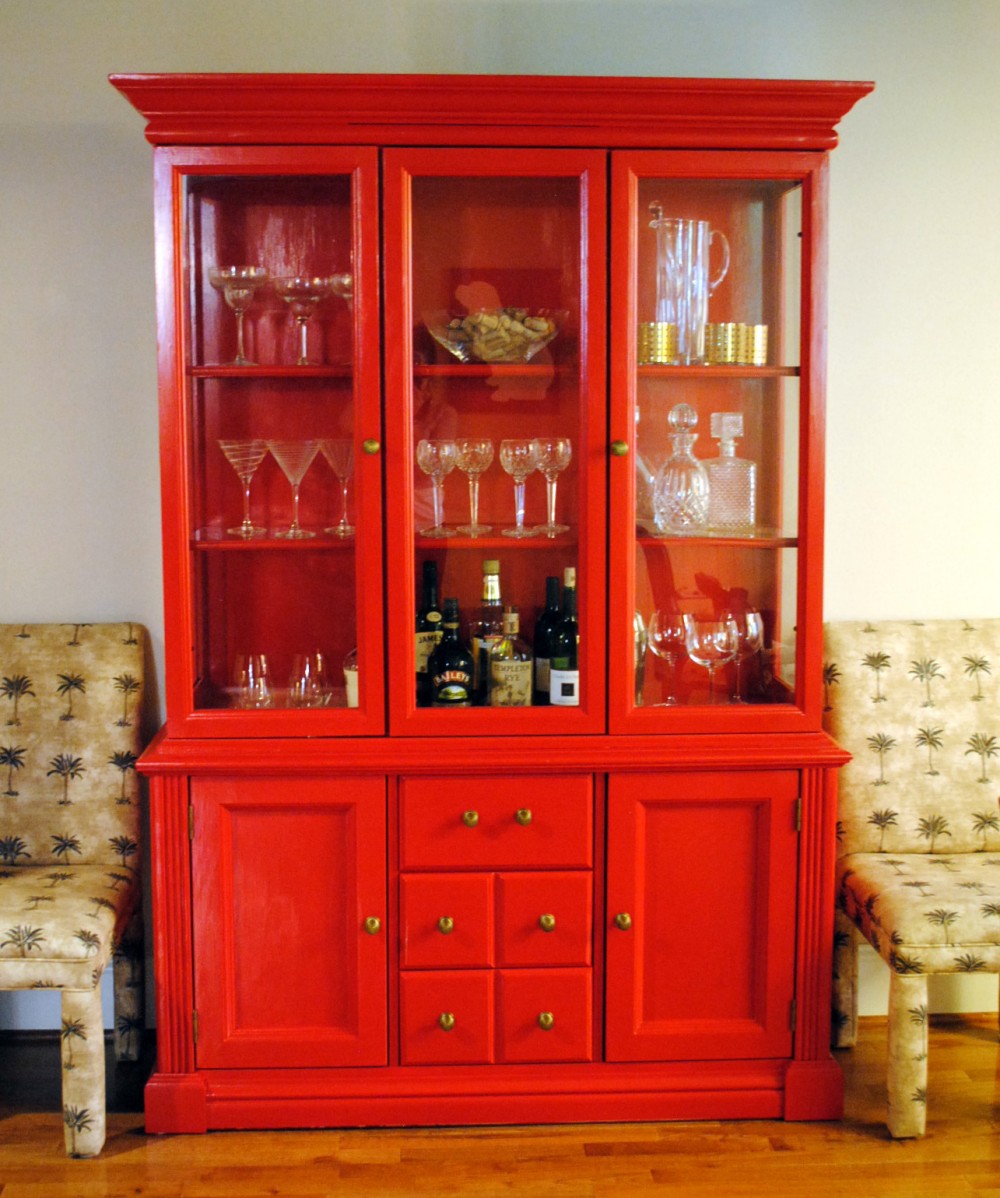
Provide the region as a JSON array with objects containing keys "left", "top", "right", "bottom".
[
  {"left": 414, "top": 533, "right": 577, "bottom": 552},
  {"left": 637, "top": 365, "right": 798, "bottom": 380},
  {"left": 192, "top": 531, "right": 356, "bottom": 550},
  {"left": 636, "top": 528, "right": 797, "bottom": 550},
  {"left": 191, "top": 365, "right": 352, "bottom": 380},
  {"left": 415, "top": 364, "right": 573, "bottom": 381}
]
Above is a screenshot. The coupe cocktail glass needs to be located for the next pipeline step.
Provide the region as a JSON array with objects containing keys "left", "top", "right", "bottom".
[
  {"left": 274, "top": 274, "right": 350, "bottom": 366},
  {"left": 218, "top": 438, "right": 269, "bottom": 539},
  {"left": 209, "top": 266, "right": 269, "bottom": 366},
  {"left": 267, "top": 439, "right": 320, "bottom": 539},
  {"left": 455, "top": 437, "right": 494, "bottom": 537}
]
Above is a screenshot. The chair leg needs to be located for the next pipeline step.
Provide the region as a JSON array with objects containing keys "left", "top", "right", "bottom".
[
  {"left": 886, "top": 971, "right": 928, "bottom": 1138},
  {"left": 832, "top": 910, "right": 859, "bottom": 1048},
  {"left": 60, "top": 986, "right": 106, "bottom": 1157},
  {"left": 113, "top": 905, "right": 144, "bottom": 1062}
]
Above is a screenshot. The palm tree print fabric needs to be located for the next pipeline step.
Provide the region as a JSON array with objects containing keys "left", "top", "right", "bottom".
[{"left": 824, "top": 619, "right": 1000, "bottom": 973}]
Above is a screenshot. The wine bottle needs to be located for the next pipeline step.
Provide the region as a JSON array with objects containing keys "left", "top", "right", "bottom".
[
  {"left": 427, "top": 598, "right": 475, "bottom": 707},
  {"left": 549, "top": 566, "right": 579, "bottom": 706},
  {"left": 471, "top": 558, "right": 504, "bottom": 702},
  {"left": 415, "top": 560, "right": 443, "bottom": 707},
  {"left": 532, "top": 575, "right": 561, "bottom": 705},
  {"left": 489, "top": 606, "right": 533, "bottom": 706}
]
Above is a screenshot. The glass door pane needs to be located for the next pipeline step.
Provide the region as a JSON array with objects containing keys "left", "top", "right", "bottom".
[
  {"left": 173, "top": 151, "right": 383, "bottom": 733},
  {"left": 384, "top": 149, "right": 607, "bottom": 735}
]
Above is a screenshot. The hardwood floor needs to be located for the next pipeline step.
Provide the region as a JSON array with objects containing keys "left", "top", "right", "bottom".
[{"left": 1, "top": 1015, "right": 998, "bottom": 1196}]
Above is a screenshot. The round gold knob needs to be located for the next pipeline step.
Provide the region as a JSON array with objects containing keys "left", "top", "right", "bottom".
[
  {"left": 515, "top": 808, "right": 532, "bottom": 826},
  {"left": 364, "top": 916, "right": 382, "bottom": 935},
  {"left": 462, "top": 810, "right": 479, "bottom": 828},
  {"left": 437, "top": 916, "right": 455, "bottom": 935},
  {"left": 614, "top": 912, "right": 632, "bottom": 931},
  {"left": 538, "top": 1011, "right": 555, "bottom": 1031},
  {"left": 610, "top": 440, "right": 629, "bottom": 457},
  {"left": 362, "top": 438, "right": 380, "bottom": 455},
  {"left": 438, "top": 1012, "right": 456, "bottom": 1032},
  {"left": 539, "top": 914, "right": 556, "bottom": 932}
]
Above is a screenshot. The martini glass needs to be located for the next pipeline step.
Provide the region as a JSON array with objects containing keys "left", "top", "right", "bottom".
[
  {"left": 275, "top": 275, "right": 342, "bottom": 364},
  {"left": 647, "top": 610, "right": 686, "bottom": 705},
  {"left": 416, "top": 439, "right": 458, "bottom": 538},
  {"left": 683, "top": 614, "right": 739, "bottom": 705},
  {"left": 499, "top": 438, "right": 539, "bottom": 538},
  {"left": 267, "top": 439, "right": 320, "bottom": 538},
  {"left": 209, "top": 266, "right": 268, "bottom": 366},
  {"left": 218, "top": 439, "right": 269, "bottom": 539},
  {"left": 728, "top": 609, "right": 764, "bottom": 703},
  {"left": 531, "top": 436, "right": 572, "bottom": 537},
  {"left": 320, "top": 437, "right": 355, "bottom": 537},
  {"left": 455, "top": 437, "right": 494, "bottom": 536}
]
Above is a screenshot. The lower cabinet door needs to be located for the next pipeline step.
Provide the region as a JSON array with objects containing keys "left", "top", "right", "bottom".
[
  {"left": 400, "top": 970, "right": 494, "bottom": 1065},
  {"left": 497, "top": 969, "right": 593, "bottom": 1063},
  {"left": 605, "top": 770, "right": 799, "bottom": 1062},
  {"left": 191, "top": 775, "right": 387, "bottom": 1069}
]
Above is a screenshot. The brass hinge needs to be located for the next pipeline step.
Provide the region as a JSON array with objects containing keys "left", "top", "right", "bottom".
[
  {"left": 192, "top": 1009, "right": 199, "bottom": 1044},
  {"left": 790, "top": 998, "right": 798, "bottom": 1031},
  {"left": 795, "top": 796, "right": 802, "bottom": 833},
  {"left": 188, "top": 803, "right": 195, "bottom": 841}
]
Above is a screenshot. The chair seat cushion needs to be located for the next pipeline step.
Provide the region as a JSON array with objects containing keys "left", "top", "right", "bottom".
[
  {"left": 837, "top": 852, "right": 1000, "bottom": 974},
  {"left": 0, "top": 864, "right": 138, "bottom": 990}
]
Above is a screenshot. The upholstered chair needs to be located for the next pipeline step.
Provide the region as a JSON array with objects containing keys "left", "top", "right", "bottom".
[
  {"left": 824, "top": 619, "right": 1000, "bottom": 1137},
  {"left": 0, "top": 623, "right": 147, "bottom": 1156}
]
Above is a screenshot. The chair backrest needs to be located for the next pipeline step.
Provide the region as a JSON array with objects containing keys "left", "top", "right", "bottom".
[
  {"left": 823, "top": 619, "right": 1000, "bottom": 858},
  {"left": 0, "top": 623, "right": 146, "bottom": 870}
]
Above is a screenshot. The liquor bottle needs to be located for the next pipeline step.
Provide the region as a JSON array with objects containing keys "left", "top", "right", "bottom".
[
  {"left": 705, "top": 411, "right": 757, "bottom": 532},
  {"left": 549, "top": 566, "right": 580, "bottom": 706},
  {"left": 415, "top": 560, "right": 443, "bottom": 707},
  {"left": 532, "top": 575, "right": 561, "bottom": 705},
  {"left": 471, "top": 558, "right": 504, "bottom": 702},
  {"left": 427, "top": 598, "right": 475, "bottom": 707},
  {"left": 489, "top": 606, "right": 533, "bottom": 706}
]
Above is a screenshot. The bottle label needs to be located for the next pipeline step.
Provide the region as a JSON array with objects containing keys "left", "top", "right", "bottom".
[
  {"left": 432, "top": 668, "right": 473, "bottom": 706},
  {"left": 415, "top": 629, "right": 442, "bottom": 674},
  {"left": 490, "top": 660, "right": 532, "bottom": 707},
  {"left": 535, "top": 656, "right": 551, "bottom": 693},
  {"left": 549, "top": 668, "right": 580, "bottom": 706}
]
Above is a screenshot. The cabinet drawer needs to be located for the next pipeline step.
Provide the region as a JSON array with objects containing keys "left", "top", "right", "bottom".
[
  {"left": 400, "top": 774, "right": 593, "bottom": 870},
  {"left": 400, "top": 873, "right": 494, "bottom": 969},
  {"left": 400, "top": 970, "right": 494, "bottom": 1065},
  {"left": 497, "top": 969, "right": 593, "bottom": 1064},
  {"left": 496, "top": 872, "right": 592, "bottom": 967}
]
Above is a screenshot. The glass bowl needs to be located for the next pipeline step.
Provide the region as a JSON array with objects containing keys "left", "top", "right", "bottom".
[{"left": 425, "top": 308, "right": 564, "bottom": 364}]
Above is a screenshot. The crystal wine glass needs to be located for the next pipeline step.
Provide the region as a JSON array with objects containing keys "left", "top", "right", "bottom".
[
  {"left": 647, "top": 610, "right": 686, "bottom": 706},
  {"left": 455, "top": 437, "right": 494, "bottom": 537},
  {"left": 274, "top": 275, "right": 348, "bottom": 366},
  {"left": 209, "top": 266, "right": 269, "bottom": 366},
  {"left": 728, "top": 609, "right": 764, "bottom": 703},
  {"left": 218, "top": 438, "right": 268, "bottom": 539},
  {"left": 532, "top": 436, "right": 572, "bottom": 537},
  {"left": 320, "top": 438, "right": 355, "bottom": 537},
  {"left": 499, "top": 438, "right": 539, "bottom": 539},
  {"left": 267, "top": 439, "right": 320, "bottom": 539},
  {"left": 416, "top": 439, "right": 458, "bottom": 538},
  {"left": 683, "top": 614, "right": 739, "bottom": 705}
]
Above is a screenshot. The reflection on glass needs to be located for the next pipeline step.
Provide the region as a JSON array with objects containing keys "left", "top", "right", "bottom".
[
  {"left": 267, "top": 439, "right": 320, "bottom": 539},
  {"left": 320, "top": 438, "right": 355, "bottom": 538},
  {"left": 455, "top": 437, "right": 494, "bottom": 537},
  {"left": 218, "top": 439, "right": 269, "bottom": 539}
]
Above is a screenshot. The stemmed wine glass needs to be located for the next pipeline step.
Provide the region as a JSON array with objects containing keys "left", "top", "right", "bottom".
[
  {"left": 320, "top": 438, "right": 355, "bottom": 537},
  {"left": 218, "top": 439, "right": 268, "bottom": 539},
  {"left": 728, "top": 609, "right": 764, "bottom": 703},
  {"left": 683, "top": 614, "right": 740, "bottom": 705},
  {"left": 209, "top": 266, "right": 269, "bottom": 366},
  {"left": 267, "top": 439, "right": 320, "bottom": 539},
  {"left": 647, "top": 610, "right": 686, "bottom": 706},
  {"left": 416, "top": 439, "right": 458, "bottom": 538},
  {"left": 499, "top": 438, "right": 539, "bottom": 539},
  {"left": 532, "top": 436, "right": 572, "bottom": 537},
  {"left": 455, "top": 437, "right": 494, "bottom": 537},
  {"left": 274, "top": 274, "right": 350, "bottom": 366}
]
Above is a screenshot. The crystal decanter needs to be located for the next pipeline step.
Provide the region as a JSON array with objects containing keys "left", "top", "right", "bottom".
[
  {"left": 705, "top": 411, "right": 757, "bottom": 533},
  {"left": 652, "top": 403, "right": 710, "bottom": 534}
]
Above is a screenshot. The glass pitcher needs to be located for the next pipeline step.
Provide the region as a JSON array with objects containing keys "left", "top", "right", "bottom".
[{"left": 649, "top": 205, "right": 730, "bottom": 364}]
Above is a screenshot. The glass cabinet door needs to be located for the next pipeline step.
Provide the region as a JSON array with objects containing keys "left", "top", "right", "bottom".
[
  {"left": 609, "top": 151, "right": 827, "bottom": 733},
  {"left": 383, "top": 149, "right": 607, "bottom": 735},
  {"left": 159, "top": 147, "right": 383, "bottom": 735}
]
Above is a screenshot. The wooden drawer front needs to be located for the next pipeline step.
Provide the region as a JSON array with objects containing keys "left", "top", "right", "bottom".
[
  {"left": 400, "top": 970, "right": 494, "bottom": 1066},
  {"left": 496, "top": 872, "right": 592, "bottom": 968},
  {"left": 400, "top": 873, "right": 494, "bottom": 969},
  {"left": 400, "top": 774, "right": 593, "bottom": 870},
  {"left": 497, "top": 969, "right": 593, "bottom": 1064}
]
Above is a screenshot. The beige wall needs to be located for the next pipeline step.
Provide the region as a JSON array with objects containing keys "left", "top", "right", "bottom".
[{"left": 1, "top": 0, "right": 998, "bottom": 1027}]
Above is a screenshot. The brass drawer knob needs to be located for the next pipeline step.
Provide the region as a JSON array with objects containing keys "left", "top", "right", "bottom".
[
  {"left": 362, "top": 438, "right": 380, "bottom": 455},
  {"left": 614, "top": 912, "right": 632, "bottom": 931},
  {"left": 364, "top": 916, "right": 382, "bottom": 935},
  {"left": 610, "top": 440, "right": 629, "bottom": 457},
  {"left": 437, "top": 916, "right": 455, "bottom": 935},
  {"left": 538, "top": 1011, "right": 555, "bottom": 1031},
  {"left": 439, "top": 1012, "right": 456, "bottom": 1032},
  {"left": 539, "top": 914, "right": 556, "bottom": 932},
  {"left": 462, "top": 810, "right": 479, "bottom": 828},
  {"left": 515, "top": 808, "right": 532, "bottom": 826}
]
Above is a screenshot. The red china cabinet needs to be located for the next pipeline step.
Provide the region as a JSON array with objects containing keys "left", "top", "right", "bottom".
[{"left": 114, "top": 73, "right": 870, "bottom": 1133}]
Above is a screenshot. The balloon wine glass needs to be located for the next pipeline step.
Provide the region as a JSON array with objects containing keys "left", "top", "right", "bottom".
[
  {"left": 267, "top": 439, "right": 320, "bottom": 539},
  {"left": 209, "top": 266, "right": 269, "bottom": 366},
  {"left": 455, "top": 437, "right": 494, "bottom": 537},
  {"left": 647, "top": 610, "right": 686, "bottom": 706},
  {"left": 218, "top": 438, "right": 269, "bottom": 539},
  {"left": 320, "top": 438, "right": 355, "bottom": 537},
  {"left": 729, "top": 609, "right": 764, "bottom": 703},
  {"left": 682, "top": 614, "right": 739, "bottom": 705}
]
